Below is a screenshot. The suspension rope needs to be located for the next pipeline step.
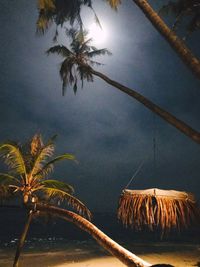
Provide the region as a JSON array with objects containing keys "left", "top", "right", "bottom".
[
  {"left": 123, "top": 115, "right": 158, "bottom": 190},
  {"left": 124, "top": 160, "right": 145, "bottom": 189}
]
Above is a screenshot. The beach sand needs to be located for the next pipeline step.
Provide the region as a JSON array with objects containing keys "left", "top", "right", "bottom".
[{"left": 0, "top": 243, "right": 200, "bottom": 267}]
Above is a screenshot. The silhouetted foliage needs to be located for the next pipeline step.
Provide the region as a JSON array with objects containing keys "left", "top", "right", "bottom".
[
  {"left": 37, "top": 0, "right": 93, "bottom": 34},
  {"left": 0, "top": 133, "right": 91, "bottom": 219},
  {"left": 47, "top": 28, "right": 111, "bottom": 95},
  {"left": 160, "top": 0, "right": 200, "bottom": 38}
]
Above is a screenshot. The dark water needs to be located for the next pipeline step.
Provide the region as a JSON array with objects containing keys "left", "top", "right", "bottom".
[{"left": 0, "top": 206, "right": 199, "bottom": 246}]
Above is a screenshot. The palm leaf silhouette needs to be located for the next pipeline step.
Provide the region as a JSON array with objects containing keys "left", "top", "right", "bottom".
[{"left": 47, "top": 29, "right": 111, "bottom": 93}]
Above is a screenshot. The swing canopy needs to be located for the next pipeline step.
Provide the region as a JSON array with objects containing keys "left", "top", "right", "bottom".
[{"left": 117, "top": 188, "right": 200, "bottom": 234}]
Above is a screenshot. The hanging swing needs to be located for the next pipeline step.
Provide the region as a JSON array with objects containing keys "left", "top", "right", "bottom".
[{"left": 117, "top": 118, "right": 200, "bottom": 235}]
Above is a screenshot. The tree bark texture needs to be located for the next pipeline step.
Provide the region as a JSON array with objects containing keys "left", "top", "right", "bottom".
[{"left": 13, "top": 211, "right": 33, "bottom": 267}]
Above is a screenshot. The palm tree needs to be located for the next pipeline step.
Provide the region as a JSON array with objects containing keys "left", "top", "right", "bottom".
[
  {"left": 0, "top": 133, "right": 91, "bottom": 267},
  {"left": 28, "top": 203, "right": 172, "bottom": 267},
  {"left": 46, "top": 29, "right": 200, "bottom": 144},
  {"left": 0, "top": 134, "right": 168, "bottom": 267},
  {"left": 36, "top": 0, "right": 200, "bottom": 79}
]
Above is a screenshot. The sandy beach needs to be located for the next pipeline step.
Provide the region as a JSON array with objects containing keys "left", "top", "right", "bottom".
[
  {"left": 53, "top": 251, "right": 200, "bottom": 267},
  {"left": 1, "top": 243, "right": 200, "bottom": 267}
]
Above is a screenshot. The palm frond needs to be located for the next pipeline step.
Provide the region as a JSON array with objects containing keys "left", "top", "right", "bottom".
[
  {"left": 46, "top": 45, "right": 73, "bottom": 57},
  {"left": 88, "top": 60, "right": 104, "bottom": 66},
  {"left": 159, "top": 0, "right": 200, "bottom": 35},
  {"left": 30, "top": 142, "right": 55, "bottom": 179},
  {"left": 43, "top": 153, "right": 76, "bottom": 170},
  {"left": 38, "top": 187, "right": 92, "bottom": 220},
  {"left": 0, "top": 185, "right": 14, "bottom": 200},
  {"left": 77, "top": 65, "right": 93, "bottom": 85},
  {"left": 65, "top": 28, "right": 77, "bottom": 38},
  {"left": 0, "top": 134, "right": 82, "bottom": 211},
  {"left": 47, "top": 27, "right": 112, "bottom": 94},
  {"left": 73, "top": 77, "right": 78, "bottom": 95},
  {"left": 106, "top": 0, "right": 121, "bottom": 10},
  {"left": 36, "top": 0, "right": 55, "bottom": 34},
  {"left": 40, "top": 179, "right": 74, "bottom": 194},
  {"left": 36, "top": 0, "right": 56, "bottom": 34},
  {"left": 59, "top": 58, "right": 76, "bottom": 93},
  {"left": 86, "top": 48, "right": 112, "bottom": 58},
  {"left": 0, "top": 143, "right": 26, "bottom": 176},
  {"left": 47, "top": 134, "right": 57, "bottom": 143},
  {"left": 37, "top": 0, "right": 93, "bottom": 34},
  {"left": 38, "top": 0, "right": 55, "bottom": 11},
  {"left": 28, "top": 134, "right": 55, "bottom": 182},
  {"left": 31, "top": 134, "right": 44, "bottom": 156},
  {"left": 34, "top": 153, "right": 75, "bottom": 179},
  {"left": 186, "top": 13, "right": 200, "bottom": 36},
  {"left": 0, "top": 173, "right": 20, "bottom": 185},
  {"left": 79, "top": 38, "right": 93, "bottom": 53},
  {"left": 93, "top": 10, "right": 102, "bottom": 29}
]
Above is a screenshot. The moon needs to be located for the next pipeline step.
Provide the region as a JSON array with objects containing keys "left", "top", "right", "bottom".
[{"left": 88, "top": 23, "right": 107, "bottom": 45}]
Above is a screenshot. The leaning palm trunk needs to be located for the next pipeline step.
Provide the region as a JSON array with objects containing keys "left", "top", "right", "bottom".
[
  {"left": 132, "top": 0, "right": 200, "bottom": 79},
  {"left": 31, "top": 203, "right": 151, "bottom": 267},
  {"left": 13, "top": 211, "right": 34, "bottom": 267},
  {"left": 90, "top": 68, "right": 200, "bottom": 144}
]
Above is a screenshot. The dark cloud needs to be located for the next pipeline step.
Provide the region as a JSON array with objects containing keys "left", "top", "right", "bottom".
[{"left": 0, "top": 0, "right": 200, "bottom": 211}]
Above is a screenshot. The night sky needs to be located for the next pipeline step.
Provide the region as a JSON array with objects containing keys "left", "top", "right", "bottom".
[{"left": 0, "top": 0, "right": 200, "bottom": 212}]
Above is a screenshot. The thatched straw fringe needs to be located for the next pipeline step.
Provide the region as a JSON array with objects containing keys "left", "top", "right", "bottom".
[{"left": 117, "top": 189, "right": 200, "bottom": 235}]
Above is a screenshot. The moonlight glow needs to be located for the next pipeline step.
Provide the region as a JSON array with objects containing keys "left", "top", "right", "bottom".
[{"left": 88, "top": 23, "right": 107, "bottom": 45}]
